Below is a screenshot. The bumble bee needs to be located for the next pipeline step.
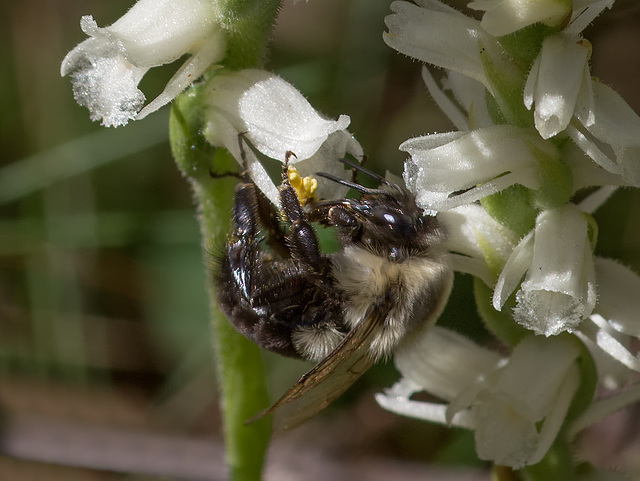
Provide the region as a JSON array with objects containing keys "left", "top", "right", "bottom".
[{"left": 215, "top": 152, "right": 452, "bottom": 429}]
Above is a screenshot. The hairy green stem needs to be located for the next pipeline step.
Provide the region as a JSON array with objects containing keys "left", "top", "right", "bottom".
[{"left": 168, "top": 1, "right": 283, "bottom": 478}]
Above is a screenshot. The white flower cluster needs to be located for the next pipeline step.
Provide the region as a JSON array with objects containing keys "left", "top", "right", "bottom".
[{"left": 378, "top": 0, "right": 640, "bottom": 470}]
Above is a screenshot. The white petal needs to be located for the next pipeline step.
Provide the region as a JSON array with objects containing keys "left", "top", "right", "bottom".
[
  {"left": 136, "top": 31, "right": 225, "bottom": 120},
  {"left": 447, "top": 254, "right": 494, "bottom": 286},
  {"left": 594, "top": 258, "right": 640, "bottom": 338},
  {"left": 577, "top": 81, "right": 640, "bottom": 185},
  {"left": 566, "top": 124, "right": 624, "bottom": 175},
  {"left": 440, "top": 71, "right": 494, "bottom": 128},
  {"left": 566, "top": 0, "right": 615, "bottom": 35},
  {"left": 240, "top": 83, "right": 350, "bottom": 161},
  {"left": 439, "top": 204, "right": 519, "bottom": 270},
  {"left": 207, "top": 70, "right": 351, "bottom": 163},
  {"left": 384, "top": 1, "right": 494, "bottom": 93},
  {"left": 513, "top": 204, "right": 596, "bottom": 335},
  {"left": 400, "top": 130, "right": 467, "bottom": 153},
  {"left": 469, "top": 0, "right": 571, "bottom": 37},
  {"left": 578, "top": 82, "right": 640, "bottom": 146},
  {"left": 565, "top": 142, "right": 630, "bottom": 192},
  {"left": 421, "top": 67, "right": 469, "bottom": 131},
  {"left": 394, "top": 326, "right": 502, "bottom": 402},
  {"left": 527, "top": 364, "right": 580, "bottom": 465},
  {"left": 523, "top": 51, "right": 540, "bottom": 109},
  {"left": 247, "top": 153, "right": 282, "bottom": 208},
  {"left": 525, "top": 35, "right": 590, "bottom": 139},
  {"left": 104, "top": 0, "right": 219, "bottom": 66},
  {"left": 493, "top": 335, "right": 580, "bottom": 421},
  {"left": 428, "top": 169, "right": 542, "bottom": 210},
  {"left": 473, "top": 389, "right": 540, "bottom": 467},
  {"left": 375, "top": 388, "right": 476, "bottom": 429},
  {"left": 473, "top": 336, "right": 580, "bottom": 468},
  {"left": 493, "top": 230, "right": 534, "bottom": 310},
  {"left": 401, "top": 125, "right": 557, "bottom": 210}
]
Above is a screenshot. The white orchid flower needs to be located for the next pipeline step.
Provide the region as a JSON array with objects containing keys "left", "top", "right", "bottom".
[
  {"left": 61, "top": 0, "right": 226, "bottom": 127},
  {"left": 524, "top": 35, "right": 592, "bottom": 140},
  {"left": 377, "top": 328, "right": 582, "bottom": 469},
  {"left": 493, "top": 203, "right": 597, "bottom": 336},
  {"left": 401, "top": 124, "right": 560, "bottom": 211},
  {"left": 204, "top": 69, "right": 363, "bottom": 206}
]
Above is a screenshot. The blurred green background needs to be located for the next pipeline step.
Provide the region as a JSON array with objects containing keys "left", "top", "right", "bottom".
[{"left": 1, "top": 0, "right": 640, "bottom": 479}]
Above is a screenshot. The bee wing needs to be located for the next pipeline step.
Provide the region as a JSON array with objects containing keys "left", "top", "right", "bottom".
[{"left": 246, "top": 308, "right": 387, "bottom": 429}]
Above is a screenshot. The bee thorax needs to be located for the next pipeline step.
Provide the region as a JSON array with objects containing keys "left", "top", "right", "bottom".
[{"left": 334, "top": 245, "right": 450, "bottom": 360}]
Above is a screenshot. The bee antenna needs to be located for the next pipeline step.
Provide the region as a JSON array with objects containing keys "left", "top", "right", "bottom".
[
  {"left": 315, "top": 172, "right": 386, "bottom": 195},
  {"left": 338, "top": 157, "right": 389, "bottom": 185},
  {"left": 337, "top": 157, "right": 405, "bottom": 195}
]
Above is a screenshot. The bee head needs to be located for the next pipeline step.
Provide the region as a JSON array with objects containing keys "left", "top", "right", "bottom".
[
  {"left": 346, "top": 189, "right": 442, "bottom": 259},
  {"left": 313, "top": 166, "right": 444, "bottom": 260}
]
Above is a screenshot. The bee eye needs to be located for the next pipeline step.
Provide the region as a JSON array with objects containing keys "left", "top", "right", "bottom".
[
  {"left": 373, "top": 206, "right": 399, "bottom": 224},
  {"left": 372, "top": 206, "right": 413, "bottom": 233}
]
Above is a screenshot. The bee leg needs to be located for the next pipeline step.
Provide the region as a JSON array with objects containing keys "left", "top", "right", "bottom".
[
  {"left": 279, "top": 152, "right": 324, "bottom": 269},
  {"left": 223, "top": 183, "right": 262, "bottom": 301},
  {"left": 230, "top": 136, "right": 291, "bottom": 258}
]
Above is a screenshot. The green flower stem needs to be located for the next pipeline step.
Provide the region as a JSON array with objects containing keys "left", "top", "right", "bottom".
[
  {"left": 217, "top": 0, "right": 283, "bottom": 70},
  {"left": 521, "top": 438, "right": 576, "bottom": 481},
  {"left": 169, "top": 1, "right": 284, "bottom": 479},
  {"left": 492, "top": 439, "right": 576, "bottom": 481},
  {"left": 170, "top": 92, "right": 273, "bottom": 481},
  {"left": 473, "top": 277, "right": 529, "bottom": 348}
]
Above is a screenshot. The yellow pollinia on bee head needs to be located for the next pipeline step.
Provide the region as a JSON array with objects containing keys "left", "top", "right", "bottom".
[{"left": 287, "top": 165, "right": 317, "bottom": 207}]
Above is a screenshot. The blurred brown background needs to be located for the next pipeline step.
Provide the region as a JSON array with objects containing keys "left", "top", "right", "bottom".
[{"left": 1, "top": 0, "right": 640, "bottom": 479}]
